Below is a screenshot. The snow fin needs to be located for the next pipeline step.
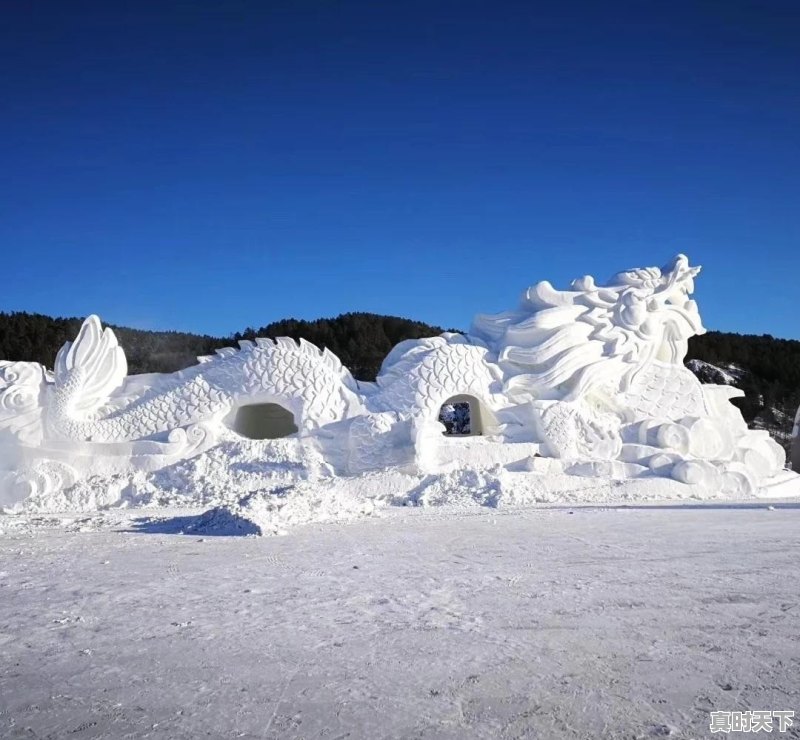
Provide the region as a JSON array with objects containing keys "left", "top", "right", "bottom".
[
  {"left": 54, "top": 315, "right": 127, "bottom": 411},
  {"left": 275, "top": 337, "right": 297, "bottom": 351}
]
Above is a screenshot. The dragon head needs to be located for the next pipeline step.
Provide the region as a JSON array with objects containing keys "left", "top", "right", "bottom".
[
  {"left": 607, "top": 254, "right": 705, "bottom": 365},
  {"left": 472, "top": 254, "right": 706, "bottom": 403}
]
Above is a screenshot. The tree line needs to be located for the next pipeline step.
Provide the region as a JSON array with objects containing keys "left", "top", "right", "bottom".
[
  {"left": 1, "top": 311, "right": 798, "bottom": 444},
  {"left": 686, "top": 330, "right": 800, "bottom": 447},
  {"left": 0, "top": 311, "right": 446, "bottom": 380}
]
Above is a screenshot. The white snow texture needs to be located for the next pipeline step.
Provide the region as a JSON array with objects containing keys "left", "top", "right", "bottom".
[{"left": 0, "top": 253, "right": 798, "bottom": 528}]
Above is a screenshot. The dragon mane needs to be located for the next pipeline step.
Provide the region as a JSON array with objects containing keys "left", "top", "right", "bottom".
[{"left": 471, "top": 254, "right": 705, "bottom": 404}]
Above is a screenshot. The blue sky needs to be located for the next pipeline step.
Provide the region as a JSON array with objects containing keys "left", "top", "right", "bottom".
[{"left": 1, "top": 1, "right": 798, "bottom": 338}]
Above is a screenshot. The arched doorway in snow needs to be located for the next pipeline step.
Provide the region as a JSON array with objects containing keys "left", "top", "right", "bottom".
[
  {"left": 224, "top": 402, "right": 299, "bottom": 440},
  {"left": 437, "top": 394, "right": 493, "bottom": 437}
]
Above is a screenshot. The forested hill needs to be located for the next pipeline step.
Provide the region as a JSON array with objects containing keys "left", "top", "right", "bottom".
[
  {"left": 232, "top": 314, "right": 449, "bottom": 381},
  {"left": 0, "top": 311, "right": 446, "bottom": 381},
  {"left": 1, "top": 311, "right": 798, "bottom": 444},
  {"left": 0, "top": 312, "right": 226, "bottom": 378},
  {"left": 685, "top": 331, "right": 800, "bottom": 449},
  {"left": 687, "top": 331, "right": 800, "bottom": 416}
]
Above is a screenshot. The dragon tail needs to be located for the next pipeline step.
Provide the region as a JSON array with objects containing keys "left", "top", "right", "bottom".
[{"left": 54, "top": 315, "right": 127, "bottom": 413}]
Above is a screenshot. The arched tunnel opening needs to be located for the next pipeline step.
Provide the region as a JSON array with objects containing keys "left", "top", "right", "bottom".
[
  {"left": 225, "top": 402, "right": 299, "bottom": 440},
  {"left": 437, "top": 394, "right": 488, "bottom": 437}
]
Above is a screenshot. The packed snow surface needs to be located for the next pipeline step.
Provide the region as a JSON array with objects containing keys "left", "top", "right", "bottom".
[
  {"left": 4, "top": 431, "right": 798, "bottom": 736},
  {"left": 1, "top": 502, "right": 799, "bottom": 739}
]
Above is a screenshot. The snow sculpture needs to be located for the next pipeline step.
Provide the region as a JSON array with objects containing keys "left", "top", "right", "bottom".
[
  {"left": 792, "top": 406, "right": 800, "bottom": 472},
  {"left": 1, "top": 254, "right": 797, "bottom": 508}
]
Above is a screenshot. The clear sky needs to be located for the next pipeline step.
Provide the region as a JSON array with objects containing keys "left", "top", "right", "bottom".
[{"left": 1, "top": 1, "right": 798, "bottom": 338}]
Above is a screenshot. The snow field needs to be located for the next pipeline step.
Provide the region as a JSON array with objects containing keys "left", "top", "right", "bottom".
[{"left": 1, "top": 503, "right": 799, "bottom": 738}]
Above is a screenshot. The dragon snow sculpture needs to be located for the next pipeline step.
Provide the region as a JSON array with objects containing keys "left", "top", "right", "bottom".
[{"left": 0, "top": 254, "right": 797, "bottom": 508}]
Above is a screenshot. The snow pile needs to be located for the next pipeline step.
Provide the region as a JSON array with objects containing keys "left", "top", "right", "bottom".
[
  {"left": 188, "top": 486, "right": 379, "bottom": 536},
  {"left": 22, "top": 435, "right": 326, "bottom": 513},
  {"left": 405, "top": 466, "right": 717, "bottom": 509},
  {"left": 7, "top": 432, "right": 751, "bottom": 535}
]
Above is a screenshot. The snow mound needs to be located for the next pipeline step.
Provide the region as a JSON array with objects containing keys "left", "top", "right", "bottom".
[
  {"left": 188, "top": 504, "right": 264, "bottom": 536},
  {"left": 188, "top": 486, "right": 379, "bottom": 537},
  {"left": 21, "top": 435, "right": 326, "bottom": 513},
  {"left": 11, "top": 434, "right": 768, "bottom": 535},
  {"left": 406, "top": 466, "right": 720, "bottom": 508}
]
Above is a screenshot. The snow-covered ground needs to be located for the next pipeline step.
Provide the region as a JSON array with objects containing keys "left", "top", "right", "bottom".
[{"left": 2, "top": 501, "right": 800, "bottom": 739}]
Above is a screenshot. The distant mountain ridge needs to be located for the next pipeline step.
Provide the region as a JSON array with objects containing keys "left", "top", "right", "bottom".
[{"left": 2, "top": 311, "right": 798, "bottom": 449}]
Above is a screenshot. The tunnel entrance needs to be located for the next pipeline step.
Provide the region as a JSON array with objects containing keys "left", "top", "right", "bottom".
[
  {"left": 438, "top": 394, "right": 487, "bottom": 437},
  {"left": 225, "top": 402, "right": 298, "bottom": 440}
]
